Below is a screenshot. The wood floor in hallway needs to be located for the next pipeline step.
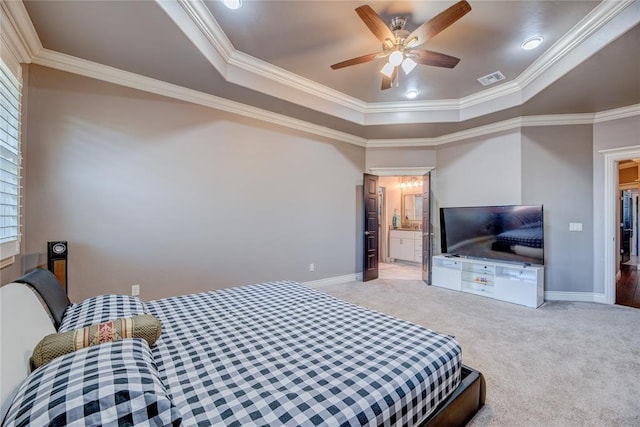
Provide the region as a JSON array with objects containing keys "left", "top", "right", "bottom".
[{"left": 616, "top": 264, "right": 640, "bottom": 308}]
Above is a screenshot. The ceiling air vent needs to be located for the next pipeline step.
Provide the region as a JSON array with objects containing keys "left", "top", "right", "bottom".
[{"left": 477, "top": 71, "right": 506, "bottom": 86}]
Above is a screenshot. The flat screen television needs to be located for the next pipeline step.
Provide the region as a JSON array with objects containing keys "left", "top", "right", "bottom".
[{"left": 440, "top": 204, "right": 544, "bottom": 265}]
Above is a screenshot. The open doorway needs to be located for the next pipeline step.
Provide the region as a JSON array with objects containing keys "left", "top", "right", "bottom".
[
  {"left": 378, "top": 176, "right": 423, "bottom": 280},
  {"left": 603, "top": 147, "right": 640, "bottom": 308},
  {"left": 617, "top": 160, "right": 640, "bottom": 308},
  {"left": 366, "top": 167, "right": 433, "bottom": 283}
]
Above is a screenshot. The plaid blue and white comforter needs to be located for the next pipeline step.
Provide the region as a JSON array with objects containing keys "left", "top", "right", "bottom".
[{"left": 146, "top": 281, "right": 462, "bottom": 426}]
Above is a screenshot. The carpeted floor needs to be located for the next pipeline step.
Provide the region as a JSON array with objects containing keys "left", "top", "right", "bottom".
[{"left": 310, "top": 278, "right": 640, "bottom": 426}]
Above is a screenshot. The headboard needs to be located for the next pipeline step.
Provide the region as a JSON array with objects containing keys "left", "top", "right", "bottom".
[{"left": 0, "top": 282, "right": 56, "bottom": 419}]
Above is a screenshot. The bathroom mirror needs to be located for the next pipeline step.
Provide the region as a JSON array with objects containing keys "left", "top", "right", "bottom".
[{"left": 402, "top": 194, "right": 423, "bottom": 221}]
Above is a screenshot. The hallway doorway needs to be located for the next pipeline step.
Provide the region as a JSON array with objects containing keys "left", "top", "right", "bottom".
[{"left": 603, "top": 146, "right": 640, "bottom": 306}]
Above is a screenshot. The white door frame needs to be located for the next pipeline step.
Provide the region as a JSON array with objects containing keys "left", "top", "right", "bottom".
[{"left": 602, "top": 145, "right": 640, "bottom": 304}]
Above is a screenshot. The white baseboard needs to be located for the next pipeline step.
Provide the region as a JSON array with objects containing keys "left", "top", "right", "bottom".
[
  {"left": 303, "top": 273, "right": 362, "bottom": 289},
  {"left": 544, "top": 291, "right": 608, "bottom": 304},
  {"left": 304, "top": 278, "right": 612, "bottom": 304}
]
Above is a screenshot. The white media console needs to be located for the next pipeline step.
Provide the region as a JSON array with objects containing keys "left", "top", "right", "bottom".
[{"left": 431, "top": 255, "right": 544, "bottom": 308}]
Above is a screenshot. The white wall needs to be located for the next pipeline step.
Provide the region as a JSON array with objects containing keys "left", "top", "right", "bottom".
[{"left": 19, "top": 65, "right": 365, "bottom": 301}]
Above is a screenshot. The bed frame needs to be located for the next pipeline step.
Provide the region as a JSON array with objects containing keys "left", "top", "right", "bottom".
[
  {"left": 420, "top": 365, "right": 486, "bottom": 426},
  {"left": 1, "top": 273, "right": 486, "bottom": 425}
]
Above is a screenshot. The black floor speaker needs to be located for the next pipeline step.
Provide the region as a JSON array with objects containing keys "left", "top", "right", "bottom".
[{"left": 47, "top": 241, "right": 68, "bottom": 293}]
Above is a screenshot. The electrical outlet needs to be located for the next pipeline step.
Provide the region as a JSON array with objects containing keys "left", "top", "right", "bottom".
[
  {"left": 309, "top": 263, "right": 315, "bottom": 272},
  {"left": 131, "top": 284, "right": 140, "bottom": 296}
]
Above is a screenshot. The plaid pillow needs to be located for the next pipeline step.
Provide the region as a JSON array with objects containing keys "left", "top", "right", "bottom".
[
  {"left": 3, "top": 338, "right": 182, "bottom": 427},
  {"left": 59, "top": 294, "right": 149, "bottom": 332}
]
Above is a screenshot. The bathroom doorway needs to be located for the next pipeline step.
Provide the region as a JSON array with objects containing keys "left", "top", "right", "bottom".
[{"left": 378, "top": 175, "right": 424, "bottom": 281}]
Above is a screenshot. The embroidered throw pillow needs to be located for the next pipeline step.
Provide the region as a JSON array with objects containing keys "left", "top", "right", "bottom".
[{"left": 31, "top": 314, "right": 161, "bottom": 369}]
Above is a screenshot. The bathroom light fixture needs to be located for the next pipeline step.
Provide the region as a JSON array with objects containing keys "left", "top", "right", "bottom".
[
  {"left": 400, "top": 177, "right": 422, "bottom": 188},
  {"left": 223, "top": 0, "right": 242, "bottom": 10},
  {"left": 521, "top": 36, "right": 543, "bottom": 50},
  {"left": 406, "top": 90, "right": 418, "bottom": 99}
]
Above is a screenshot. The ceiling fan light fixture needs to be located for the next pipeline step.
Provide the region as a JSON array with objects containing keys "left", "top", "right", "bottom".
[
  {"left": 401, "top": 57, "right": 417, "bottom": 75},
  {"left": 521, "top": 36, "right": 543, "bottom": 50},
  {"left": 223, "top": 0, "right": 242, "bottom": 10},
  {"left": 380, "top": 62, "right": 395, "bottom": 78},
  {"left": 388, "top": 50, "right": 404, "bottom": 67}
]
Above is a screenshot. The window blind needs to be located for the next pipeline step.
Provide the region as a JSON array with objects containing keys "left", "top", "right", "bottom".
[{"left": 0, "top": 58, "right": 21, "bottom": 262}]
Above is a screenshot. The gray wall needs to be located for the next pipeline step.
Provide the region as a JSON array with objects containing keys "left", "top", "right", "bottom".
[
  {"left": 3, "top": 63, "right": 639, "bottom": 303},
  {"left": 593, "top": 115, "right": 640, "bottom": 294},
  {"left": 434, "top": 125, "right": 598, "bottom": 295},
  {"left": 366, "top": 147, "right": 436, "bottom": 170},
  {"left": 19, "top": 65, "right": 365, "bottom": 301},
  {"left": 432, "top": 130, "right": 522, "bottom": 254},
  {"left": 435, "top": 130, "right": 522, "bottom": 208},
  {"left": 521, "top": 125, "right": 594, "bottom": 293}
]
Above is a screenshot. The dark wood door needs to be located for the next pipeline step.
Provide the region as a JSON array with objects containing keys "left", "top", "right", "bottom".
[
  {"left": 422, "top": 172, "right": 432, "bottom": 284},
  {"left": 363, "top": 173, "right": 379, "bottom": 281}
]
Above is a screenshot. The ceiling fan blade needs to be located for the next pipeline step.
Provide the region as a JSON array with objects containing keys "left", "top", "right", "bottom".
[
  {"left": 356, "top": 5, "right": 396, "bottom": 46},
  {"left": 381, "top": 66, "right": 398, "bottom": 90},
  {"left": 330, "top": 52, "right": 382, "bottom": 70},
  {"left": 412, "top": 50, "right": 460, "bottom": 68},
  {"left": 406, "top": 0, "right": 471, "bottom": 48}
]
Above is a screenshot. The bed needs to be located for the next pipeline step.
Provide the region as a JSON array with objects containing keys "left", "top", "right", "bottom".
[{"left": 1, "top": 269, "right": 485, "bottom": 426}]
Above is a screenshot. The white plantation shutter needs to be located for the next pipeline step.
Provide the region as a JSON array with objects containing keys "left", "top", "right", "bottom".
[{"left": 0, "top": 58, "right": 21, "bottom": 264}]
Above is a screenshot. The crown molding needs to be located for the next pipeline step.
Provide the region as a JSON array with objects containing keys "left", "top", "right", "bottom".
[
  {"left": 159, "top": 0, "right": 367, "bottom": 125},
  {"left": 159, "top": 0, "right": 638, "bottom": 126},
  {"left": 156, "top": 0, "right": 231, "bottom": 76},
  {"left": 28, "top": 49, "right": 640, "bottom": 150},
  {"left": 32, "top": 49, "right": 368, "bottom": 148},
  {"left": 594, "top": 104, "right": 640, "bottom": 123},
  {"left": 229, "top": 50, "right": 366, "bottom": 114},
  {"left": 0, "top": 0, "right": 42, "bottom": 67},
  {"left": 4, "top": 0, "right": 637, "bottom": 127},
  {"left": 367, "top": 118, "right": 525, "bottom": 148},
  {"left": 518, "top": 0, "right": 636, "bottom": 90},
  {"left": 519, "top": 0, "right": 639, "bottom": 102},
  {"left": 521, "top": 113, "right": 595, "bottom": 127},
  {"left": 5, "top": 0, "right": 638, "bottom": 150},
  {"left": 366, "top": 108, "right": 640, "bottom": 148}
]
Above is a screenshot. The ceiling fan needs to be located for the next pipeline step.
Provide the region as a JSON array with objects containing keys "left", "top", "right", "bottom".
[{"left": 330, "top": 1, "right": 472, "bottom": 90}]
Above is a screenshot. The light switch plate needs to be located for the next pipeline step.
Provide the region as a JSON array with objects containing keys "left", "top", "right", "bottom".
[{"left": 569, "top": 223, "right": 583, "bottom": 232}]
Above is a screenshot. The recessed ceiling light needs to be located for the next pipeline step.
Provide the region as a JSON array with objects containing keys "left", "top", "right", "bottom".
[
  {"left": 521, "top": 36, "right": 543, "bottom": 50},
  {"left": 223, "top": 0, "right": 242, "bottom": 10},
  {"left": 406, "top": 90, "right": 418, "bottom": 99}
]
